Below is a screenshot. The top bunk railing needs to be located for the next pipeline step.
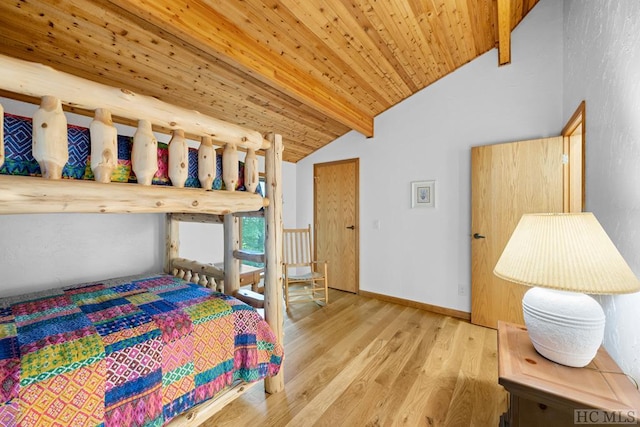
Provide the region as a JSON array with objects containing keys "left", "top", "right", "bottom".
[{"left": 0, "top": 54, "right": 268, "bottom": 216}]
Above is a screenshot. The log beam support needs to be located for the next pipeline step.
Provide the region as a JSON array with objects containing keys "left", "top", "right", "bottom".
[
  {"left": 0, "top": 53, "right": 269, "bottom": 150},
  {"left": 0, "top": 175, "right": 268, "bottom": 215}
]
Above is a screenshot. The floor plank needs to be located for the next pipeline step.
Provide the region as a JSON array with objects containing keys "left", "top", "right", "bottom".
[{"left": 202, "top": 290, "right": 507, "bottom": 426}]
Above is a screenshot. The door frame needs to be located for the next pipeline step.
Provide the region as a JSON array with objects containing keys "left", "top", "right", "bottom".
[
  {"left": 313, "top": 158, "right": 360, "bottom": 293},
  {"left": 562, "top": 101, "right": 586, "bottom": 212}
]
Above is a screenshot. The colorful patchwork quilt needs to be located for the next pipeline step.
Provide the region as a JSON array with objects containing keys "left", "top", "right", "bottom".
[{"left": 0, "top": 274, "right": 283, "bottom": 426}]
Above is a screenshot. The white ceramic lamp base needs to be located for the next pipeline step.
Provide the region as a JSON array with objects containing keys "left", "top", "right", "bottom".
[{"left": 522, "top": 287, "right": 605, "bottom": 367}]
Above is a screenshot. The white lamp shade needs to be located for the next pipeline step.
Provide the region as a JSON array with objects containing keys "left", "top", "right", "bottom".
[{"left": 494, "top": 213, "right": 639, "bottom": 294}]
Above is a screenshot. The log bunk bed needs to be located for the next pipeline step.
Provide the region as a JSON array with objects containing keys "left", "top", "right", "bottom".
[{"left": 0, "top": 54, "right": 285, "bottom": 426}]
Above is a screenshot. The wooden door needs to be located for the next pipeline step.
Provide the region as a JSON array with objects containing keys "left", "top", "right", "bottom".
[
  {"left": 314, "top": 159, "right": 359, "bottom": 293},
  {"left": 471, "top": 137, "right": 564, "bottom": 328}
]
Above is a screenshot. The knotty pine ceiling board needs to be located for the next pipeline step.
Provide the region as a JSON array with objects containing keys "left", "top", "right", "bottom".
[{"left": 0, "top": 0, "right": 538, "bottom": 162}]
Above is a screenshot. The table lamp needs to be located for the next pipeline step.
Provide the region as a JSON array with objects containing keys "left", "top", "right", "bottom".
[{"left": 494, "top": 213, "right": 640, "bottom": 367}]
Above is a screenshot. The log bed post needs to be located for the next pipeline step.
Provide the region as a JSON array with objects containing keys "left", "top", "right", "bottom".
[
  {"left": 165, "top": 213, "right": 179, "bottom": 274},
  {"left": 223, "top": 213, "right": 240, "bottom": 294},
  {"left": 264, "top": 132, "right": 284, "bottom": 393}
]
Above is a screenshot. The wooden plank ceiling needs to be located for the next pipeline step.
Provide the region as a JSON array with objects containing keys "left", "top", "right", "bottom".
[{"left": 0, "top": 0, "right": 538, "bottom": 162}]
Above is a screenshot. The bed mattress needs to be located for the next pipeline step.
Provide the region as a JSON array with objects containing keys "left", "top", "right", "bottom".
[{"left": 0, "top": 274, "right": 283, "bottom": 426}]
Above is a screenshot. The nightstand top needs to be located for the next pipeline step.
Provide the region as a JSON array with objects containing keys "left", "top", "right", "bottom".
[{"left": 497, "top": 321, "right": 640, "bottom": 413}]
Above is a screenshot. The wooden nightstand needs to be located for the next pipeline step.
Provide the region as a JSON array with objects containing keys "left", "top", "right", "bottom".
[{"left": 497, "top": 321, "right": 640, "bottom": 427}]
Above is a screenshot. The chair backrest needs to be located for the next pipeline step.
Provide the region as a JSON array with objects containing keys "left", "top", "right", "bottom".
[{"left": 283, "top": 225, "right": 314, "bottom": 267}]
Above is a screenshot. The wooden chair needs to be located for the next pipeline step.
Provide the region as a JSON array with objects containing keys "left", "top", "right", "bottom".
[{"left": 283, "top": 225, "right": 328, "bottom": 309}]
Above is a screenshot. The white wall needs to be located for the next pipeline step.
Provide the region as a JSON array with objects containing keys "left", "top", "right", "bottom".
[
  {"left": 0, "top": 97, "right": 296, "bottom": 296},
  {"left": 297, "top": 0, "right": 564, "bottom": 313},
  {"left": 563, "top": 0, "right": 640, "bottom": 381},
  {"left": 0, "top": 213, "right": 164, "bottom": 296}
]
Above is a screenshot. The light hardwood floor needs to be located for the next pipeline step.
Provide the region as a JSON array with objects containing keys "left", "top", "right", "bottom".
[{"left": 203, "top": 290, "right": 508, "bottom": 426}]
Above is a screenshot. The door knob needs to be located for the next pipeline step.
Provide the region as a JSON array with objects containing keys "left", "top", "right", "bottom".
[
  {"left": 346, "top": 225, "right": 355, "bottom": 230},
  {"left": 473, "top": 233, "right": 485, "bottom": 239}
]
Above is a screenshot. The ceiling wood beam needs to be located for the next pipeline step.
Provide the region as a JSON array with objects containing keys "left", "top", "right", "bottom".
[
  {"left": 105, "top": 0, "right": 374, "bottom": 137},
  {"left": 497, "top": 0, "right": 512, "bottom": 66}
]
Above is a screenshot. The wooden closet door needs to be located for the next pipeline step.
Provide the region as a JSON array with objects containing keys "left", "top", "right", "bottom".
[
  {"left": 314, "top": 159, "right": 359, "bottom": 293},
  {"left": 471, "top": 137, "right": 563, "bottom": 328}
]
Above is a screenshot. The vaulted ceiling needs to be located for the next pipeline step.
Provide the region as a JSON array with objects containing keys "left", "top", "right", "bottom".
[{"left": 0, "top": 0, "right": 538, "bottom": 162}]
